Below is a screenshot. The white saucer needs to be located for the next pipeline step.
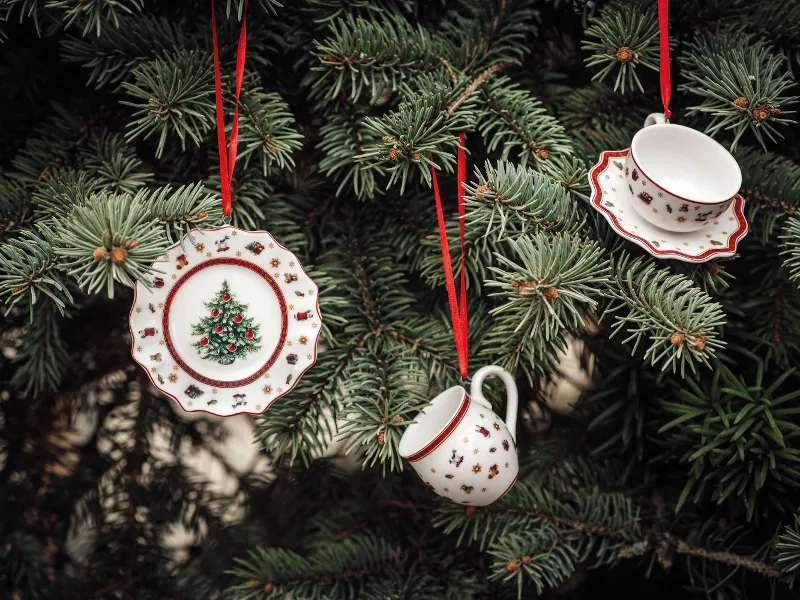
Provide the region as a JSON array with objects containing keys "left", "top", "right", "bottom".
[{"left": 589, "top": 149, "right": 748, "bottom": 263}]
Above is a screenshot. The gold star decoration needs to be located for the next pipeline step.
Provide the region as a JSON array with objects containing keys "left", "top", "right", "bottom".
[
  {"left": 136, "top": 346, "right": 142, "bottom": 352},
  {"left": 312, "top": 323, "right": 318, "bottom": 328},
  {"left": 306, "top": 354, "right": 313, "bottom": 360},
  {"left": 463, "top": 437, "right": 469, "bottom": 443},
  {"left": 652, "top": 208, "right": 658, "bottom": 213},
  {"left": 135, "top": 307, "right": 142, "bottom": 313},
  {"left": 472, "top": 464, "right": 481, "bottom": 473},
  {"left": 277, "top": 387, "right": 283, "bottom": 393},
  {"left": 231, "top": 231, "right": 238, "bottom": 236},
  {"left": 264, "top": 372, "right": 271, "bottom": 379},
  {"left": 473, "top": 448, "right": 479, "bottom": 454},
  {"left": 270, "top": 258, "right": 280, "bottom": 268},
  {"left": 212, "top": 388, "right": 218, "bottom": 394},
  {"left": 150, "top": 367, "right": 157, "bottom": 373},
  {"left": 268, "top": 243, "right": 275, "bottom": 249},
  {"left": 235, "top": 251, "right": 241, "bottom": 257},
  {"left": 299, "top": 336, "right": 308, "bottom": 345},
  {"left": 172, "top": 364, "right": 179, "bottom": 371},
  {"left": 171, "top": 274, "right": 177, "bottom": 280},
  {"left": 286, "top": 340, "right": 293, "bottom": 347},
  {"left": 206, "top": 252, "right": 212, "bottom": 258},
  {"left": 289, "top": 261, "right": 295, "bottom": 267},
  {"left": 706, "top": 234, "right": 711, "bottom": 238},
  {"left": 430, "top": 468, "right": 436, "bottom": 473},
  {"left": 288, "top": 304, "right": 294, "bottom": 310},
  {"left": 273, "top": 273, "right": 280, "bottom": 279},
  {"left": 195, "top": 243, "right": 205, "bottom": 252},
  {"left": 187, "top": 401, "right": 193, "bottom": 408},
  {"left": 263, "top": 385, "right": 272, "bottom": 394},
  {"left": 255, "top": 404, "right": 261, "bottom": 410},
  {"left": 611, "top": 187, "right": 616, "bottom": 192},
  {"left": 159, "top": 340, "right": 165, "bottom": 346},
  {"left": 308, "top": 290, "right": 315, "bottom": 295},
  {"left": 658, "top": 192, "right": 664, "bottom": 198},
  {"left": 158, "top": 302, "right": 164, "bottom": 308},
  {"left": 642, "top": 181, "right": 647, "bottom": 186},
  {"left": 168, "top": 373, "right": 178, "bottom": 383}
]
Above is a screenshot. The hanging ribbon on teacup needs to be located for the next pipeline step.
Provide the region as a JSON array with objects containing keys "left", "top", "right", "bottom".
[
  {"left": 127, "top": 0, "right": 323, "bottom": 417},
  {"left": 211, "top": 0, "right": 248, "bottom": 217},
  {"left": 658, "top": 0, "right": 672, "bottom": 120},
  {"left": 430, "top": 134, "right": 469, "bottom": 378}
]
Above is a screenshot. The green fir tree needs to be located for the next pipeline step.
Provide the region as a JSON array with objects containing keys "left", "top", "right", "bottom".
[
  {"left": 2, "top": 1, "right": 800, "bottom": 599},
  {"left": 191, "top": 280, "right": 262, "bottom": 364}
]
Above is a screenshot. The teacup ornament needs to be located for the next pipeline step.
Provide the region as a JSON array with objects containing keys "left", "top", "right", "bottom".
[
  {"left": 399, "top": 366, "right": 518, "bottom": 506},
  {"left": 589, "top": 113, "right": 748, "bottom": 262}
]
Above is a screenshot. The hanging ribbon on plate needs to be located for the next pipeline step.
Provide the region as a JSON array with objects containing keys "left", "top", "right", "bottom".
[
  {"left": 211, "top": 0, "right": 248, "bottom": 217},
  {"left": 430, "top": 134, "right": 469, "bottom": 378},
  {"left": 658, "top": 0, "right": 671, "bottom": 120}
]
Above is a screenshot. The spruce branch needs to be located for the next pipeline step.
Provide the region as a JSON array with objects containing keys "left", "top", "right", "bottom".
[
  {"left": 360, "top": 85, "right": 475, "bottom": 192},
  {"left": 484, "top": 234, "right": 610, "bottom": 378},
  {"left": 464, "top": 160, "right": 585, "bottom": 240},
  {"left": 318, "top": 109, "right": 378, "bottom": 201},
  {"left": 45, "top": 0, "right": 142, "bottom": 37},
  {"left": 9, "top": 296, "right": 70, "bottom": 396},
  {"left": 622, "top": 532, "right": 783, "bottom": 581},
  {"left": 0, "top": 226, "right": 72, "bottom": 318},
  {"left": 55, "top": 191, "right": 167, "bottom": 297},
  {"left": 775, "top": 514, "right": 800, "bottom": 575},
  {"left": 60, "top": 14, "right": 189, "bottom": 89},
  {"left": 608, "top": 257, "right": 727, "bottom": 377},
  {"left": 582, "top": 2, "right": 661, "bottom": 94},
  {"left": 0, "top": 173, "right": 32, "bottom": 238},
  {"left": 146, "top": 182, "right": 221, "bottom": 243},
  {"left": 310, "top": 15, "right": 439, "bottom": 103},
  {"left": 122, "top": 50, "right": 215, "bottom": 158},
  {"left": 237, "top": 88, "right": 303, "bottom": 176},
  {"left": 679, "top": 30, "right": 798, "bottom": 150},
  {"left": 478, "top": 76, "right": 573, "bottom": 167},
  {"left": 782, "top": 216, "right": 800, "bottom": 284},
  {"left": 658, "top": 361, "right": 800, "bottom": 520},
  {"left": 31, "top": 168, "right": 101, "bottom": 220},
  {"left": 227, "top": 534, "right": 400, "bottom": 599},
  {"left": 79, "top": 132, "right": 153, "bottom": 194}
]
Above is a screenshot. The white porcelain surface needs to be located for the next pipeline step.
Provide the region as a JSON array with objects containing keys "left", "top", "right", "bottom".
[
  {"left": 627, "top": 113, "right": 742, "bottom": 232},
  {"left": 589, "top": 149, "right": 748, "bottom": 263},
  {"left": 129, "top": 225, "right": 321, "bottom": 416},
  {"left": 399, "top": 366, "right": 519, "bottom": 506}
]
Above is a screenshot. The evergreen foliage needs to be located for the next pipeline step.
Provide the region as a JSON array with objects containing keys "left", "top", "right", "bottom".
[{"left": 2, "top": 0, "right": 800, "bottom": 598}]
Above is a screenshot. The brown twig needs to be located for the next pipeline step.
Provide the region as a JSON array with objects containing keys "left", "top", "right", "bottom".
[{"left": 445, "top": 62, "right": 511, "bottom": 118}]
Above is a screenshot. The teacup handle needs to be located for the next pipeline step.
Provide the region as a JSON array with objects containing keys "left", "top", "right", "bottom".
[
  {"left": 644, "top": 112, "right": 667, "bottom": 127},
  {"left": 470, "top": 366, "right": 518, "bottom": 443}
]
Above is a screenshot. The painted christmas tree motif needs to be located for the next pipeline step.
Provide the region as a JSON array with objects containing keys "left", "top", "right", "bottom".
[{"left": 191, "top": 280, "right": 262, "bottom": 365}]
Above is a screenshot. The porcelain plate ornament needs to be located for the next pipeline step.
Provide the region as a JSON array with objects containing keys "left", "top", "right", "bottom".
[
  {"left": 589, "top": 149, "right": 748, "bottom": 262},
  {"left": 129, "top": 226, "right": 321, "bottom": 416}
]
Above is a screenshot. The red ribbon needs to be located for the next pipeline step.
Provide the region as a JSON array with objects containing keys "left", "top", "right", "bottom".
[
  {"left": 658, "top": 0, "right": 671, "bottom": 120},
  {"left": 211, "top": 0, "right": 248, "bottom": 217},
  {"left": 430, "top": 134, "right": 469, "bottom": 378}
]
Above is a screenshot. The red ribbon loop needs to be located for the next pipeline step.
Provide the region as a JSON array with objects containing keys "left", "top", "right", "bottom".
[
  {"left": 658, "top": 0, "right": 671, "bottom": 120},
  {"left": 211, "top": 0, "right": 248, "bottom": 217},
  {"left": 431, "top": 134, "right": 469, "bottom": 378}
]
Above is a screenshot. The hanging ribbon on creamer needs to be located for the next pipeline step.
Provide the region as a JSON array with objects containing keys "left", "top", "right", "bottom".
[
  {"left": 430, "top": 134, "right": 469, "bottom": 378},
  {"left": 211, "top": 0, "right": 248, "bottom": 217}
]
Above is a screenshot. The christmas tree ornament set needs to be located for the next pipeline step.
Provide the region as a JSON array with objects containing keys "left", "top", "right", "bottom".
[
  {"left": 398, "top": 135, "right": 520, "bottom": 506},
  {"left": 129, "top": 0, "right": 320, "bottom": 416},
  {"left": 588, "top": 0, "right": 748, "bottom": 261}
]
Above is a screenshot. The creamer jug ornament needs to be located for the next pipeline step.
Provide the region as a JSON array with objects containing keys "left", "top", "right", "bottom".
[{"left": 399, "top": 366, "right": 519, "bottom": 506}]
